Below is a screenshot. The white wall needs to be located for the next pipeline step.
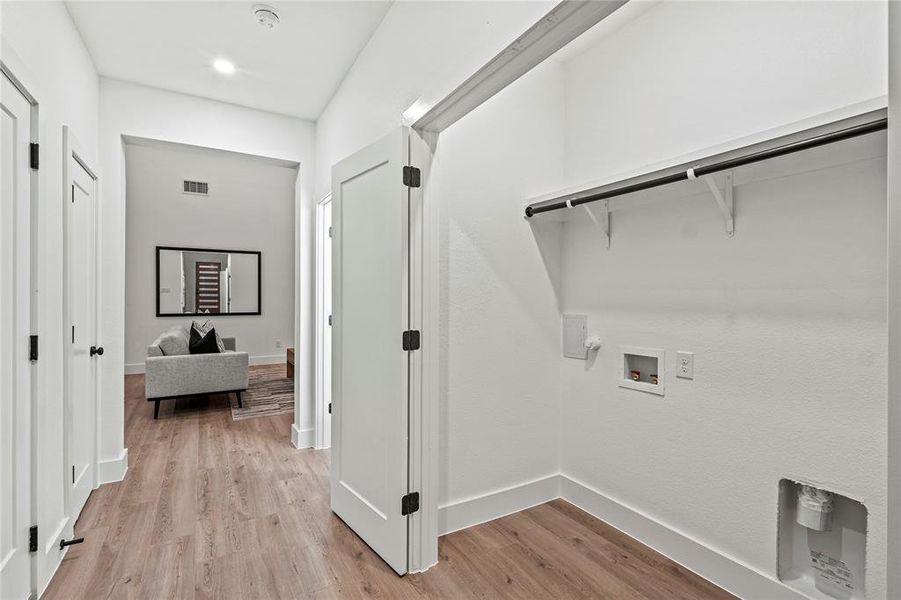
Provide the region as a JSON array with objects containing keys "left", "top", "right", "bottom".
[
  {"left": 123, "top": 141, "right": 297, "bottom": 369},
  {"left": 1, "top": 1, "right": 99, "bottom": 593},
  {"left": 554, "top": 1, "right": 889, "bottom": 597},
  {"left": 315, "top": 0, "right": 563, "bottom": 512},
  {"left": 99, "top": 78, "right": 316, "bottom": 461}
]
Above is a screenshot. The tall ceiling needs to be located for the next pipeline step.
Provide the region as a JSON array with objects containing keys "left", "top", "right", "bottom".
[{"left": 66, "top": 1, "right": 393, "bottom": 120}]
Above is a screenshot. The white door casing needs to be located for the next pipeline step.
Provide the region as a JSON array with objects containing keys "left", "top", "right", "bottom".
[
  {"left": 315, "top": 194, "right": 332, "bottom": 450},
  {"left": 0, "top": 69, "right": 34, "bottom": 600},
  {"left": 330, "top": 127, "right": 413, "bottom": 575},
  {"left": 63, "top": 127, "right": 100, "bottom": 522}
]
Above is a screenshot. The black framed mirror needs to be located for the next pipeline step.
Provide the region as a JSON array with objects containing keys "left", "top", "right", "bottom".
[{"left": 156, "top": 246, "right": 261, "bottom": 316}]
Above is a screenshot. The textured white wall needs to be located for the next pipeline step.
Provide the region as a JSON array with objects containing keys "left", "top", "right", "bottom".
[
  {"left": 1, "top": 1, "right": 99, "bottom": 593},
  {"left": 556, "top": 1, "right": 889, "bottom": 595},
  {"left": 100, "top": 78, "right": 316, "bottom": 459},
  {"left": 123, "top": 142, "right": 296, "bottom": 368}
]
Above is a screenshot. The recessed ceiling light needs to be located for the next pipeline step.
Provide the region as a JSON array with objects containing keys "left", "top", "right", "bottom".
[{"left": 213, "top": 58, "right": 236, "bottom": 75}]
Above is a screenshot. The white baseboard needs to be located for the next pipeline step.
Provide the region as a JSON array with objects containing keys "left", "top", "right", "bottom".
[
  {"left": 438, "top": 474, "right": 561, "bottom": 536},
  {"left": 292, "top": 424, "right": 314, "bottom": 449},
  {"left": 125, "top": 362, "right": 144, "bottom": 375},
  {"left": 558, "top": 474, "right": 803, "bottom": 600},
  {"left": 250, "top": 354, "right": 286, "bottom": 366},
  {"left": 435, "top": 472, "right": 800, "bottom": 599},
  {"left": 98, "top": 448, "right": 129, "bottom": 484}
]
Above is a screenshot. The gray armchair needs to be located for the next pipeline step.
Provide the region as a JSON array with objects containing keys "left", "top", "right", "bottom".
[{"left": 145, "top": 324, "right": 249, "bottom": 418}]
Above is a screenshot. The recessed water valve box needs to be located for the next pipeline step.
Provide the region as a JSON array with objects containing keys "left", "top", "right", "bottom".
[
  {"left": 618, "top": 346, "right": 665, "bottom": 396},
  {"left": 778, "top": 479, "right": 867, "bottom": 599}
]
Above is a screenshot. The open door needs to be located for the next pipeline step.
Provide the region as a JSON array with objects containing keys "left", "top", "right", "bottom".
[{"left": 330, "top": 127, "right": 421, "bottom": 575}]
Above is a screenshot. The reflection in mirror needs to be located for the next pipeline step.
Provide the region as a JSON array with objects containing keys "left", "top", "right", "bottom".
[{"left": 156, "top": 246, "right": 261, "bottom": 316}]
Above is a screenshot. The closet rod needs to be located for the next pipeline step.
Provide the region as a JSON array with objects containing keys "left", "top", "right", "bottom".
[{"left": 524, "top": 112, "right": 888, "bottom": 218}]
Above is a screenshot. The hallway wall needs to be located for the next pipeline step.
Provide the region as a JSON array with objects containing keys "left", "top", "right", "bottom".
[{"left": 1, "top": 1, "right": 100, "bottom": 593}]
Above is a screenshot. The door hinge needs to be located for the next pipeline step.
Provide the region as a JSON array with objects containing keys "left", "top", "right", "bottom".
[
  {"left": 328, "top": 314, "right": 332, "bottom": 326},
  {"left": 30, "top": 143, "right": 39, "bottom": 170},
  {"left": 29, "top": 335, "right": 38, "bottom": 362},
  {"left": 402, "top": 165, "right": 421, "bottom": 188},
  {"left": 401, "top": 330, "right": 421, "bottom": 351},
  {"left": 29, "top": 525, "right": 38, "bottom": 553},
  {"left": 72, "top": 465, "right": 76, "bottom": 484},
  {"left": 328, "top": 402, "right": 331, "bottom": 414},
  {"left": 401, "top": 492, "right": 420, "bottom": 516},
  {"left": 328, "top": 226, "right": 333, "bottom": 238}
]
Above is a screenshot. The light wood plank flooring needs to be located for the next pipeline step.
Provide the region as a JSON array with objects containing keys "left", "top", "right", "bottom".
[{"left": 44, "top": 365, "right": 736, "bottom": 599}]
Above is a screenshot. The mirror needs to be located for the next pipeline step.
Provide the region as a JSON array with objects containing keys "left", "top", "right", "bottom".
[{"left": 156, "top": 246, "right": 261, "bottom": 316}]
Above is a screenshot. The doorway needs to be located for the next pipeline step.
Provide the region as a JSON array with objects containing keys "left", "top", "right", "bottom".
[
  {"left": 62, "top": 126, "right": 101, "bottom": 523},
  {"left": 314, "top": 193, "right": 332, "bottom": 449},
  {"left": 0, "top": 67, "right": 36, "bottom": 600}
]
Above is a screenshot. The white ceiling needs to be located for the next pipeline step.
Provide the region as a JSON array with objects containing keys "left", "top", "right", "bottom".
[{"left": 66, "top": 1, "right": 392, "bottom": 120}]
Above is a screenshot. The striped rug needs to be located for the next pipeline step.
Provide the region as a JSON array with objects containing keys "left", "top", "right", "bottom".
[{"left": 229, "top": 366, "right": 294, "bottom": 421}]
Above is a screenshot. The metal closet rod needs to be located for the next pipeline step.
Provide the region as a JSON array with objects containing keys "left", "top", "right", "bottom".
[{"left": 524, "top": 115, "right": 888, "bottom": 218}]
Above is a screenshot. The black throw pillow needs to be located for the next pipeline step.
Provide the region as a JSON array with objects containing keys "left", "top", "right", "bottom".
[{"left": 189, "top": 325, "right": 221, "bottom": 354}]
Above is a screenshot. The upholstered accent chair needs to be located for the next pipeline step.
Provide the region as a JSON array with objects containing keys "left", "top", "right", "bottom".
[{"left": 145, "top": 324, "right": 249, "bottom": 418}]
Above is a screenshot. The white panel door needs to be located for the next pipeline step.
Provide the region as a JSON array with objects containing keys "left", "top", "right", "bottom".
[
  {"left": 321, "top": 197, "right": 332, "bottom": 448},
  {"left": 331, "top": 127, "right": 411, "bottom": 575},
  {"left": 66, "top": 156, "right": 98, "bottom": 520},
  {"left": 0, "top": 72, "right": 34, "bottom": 600}
]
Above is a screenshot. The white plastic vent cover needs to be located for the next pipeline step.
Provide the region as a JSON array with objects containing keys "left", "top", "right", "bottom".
[
  {"left": 562, "top": 314, "right": 587, "bottom": 359},
  {"left": 183, "top": 180, "right": 209, "bottom": 195}
]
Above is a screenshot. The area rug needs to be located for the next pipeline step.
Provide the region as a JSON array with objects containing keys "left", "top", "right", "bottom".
[{"left": 229, "top": 366, "right": 294, "bottom": 421}]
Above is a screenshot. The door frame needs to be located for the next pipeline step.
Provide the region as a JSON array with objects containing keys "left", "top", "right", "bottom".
[
  {"left": 0, "top": 57, "right": 39, "bottom": 597},
  {"left": 314, "top": 193, "right": 332, "bottom": 450},
  {"left": 61, "top": 126, "right": 102, "bottom": 523}
]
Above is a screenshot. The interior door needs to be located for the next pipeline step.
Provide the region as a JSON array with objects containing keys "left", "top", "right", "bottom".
[
  {"left": 321, "top": 198, "right": 332, "bottom": 448},
  {"left": 331, "top": 127, "right": 412, "bottom": 575},
  {"left": 67, "top": 153, "right": 98, "bottom": 520},
  {"left": 195, "top": 261, "right": 221, "bottom": 313},
  {"left": 0, "top": 71, "right": 34, "bottom": 600}
]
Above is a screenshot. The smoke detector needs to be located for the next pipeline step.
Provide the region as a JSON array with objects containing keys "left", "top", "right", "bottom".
[{"left": 252, "top": 4, "right": 280, "bottom": 29}]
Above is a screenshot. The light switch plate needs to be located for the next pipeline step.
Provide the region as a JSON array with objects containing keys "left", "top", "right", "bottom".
[{"left": 676, "top": 351, "right": 694, "bottom": 379}]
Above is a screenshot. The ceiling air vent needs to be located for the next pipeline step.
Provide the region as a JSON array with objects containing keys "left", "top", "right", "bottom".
[{"left": 183, "top": 180, "right": 209, "bottom": 196}]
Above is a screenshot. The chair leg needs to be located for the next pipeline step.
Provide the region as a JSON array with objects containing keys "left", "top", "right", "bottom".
[
  {"left": 236, "top": 391, "right": 243, "bottom": 408},
  {"left": 153, "top": 399, "right": 160, "bottom": 420}
]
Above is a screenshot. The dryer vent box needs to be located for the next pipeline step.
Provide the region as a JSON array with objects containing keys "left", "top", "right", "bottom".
[
  {"left": 778, "top": 479, "right": 867, "bottom": 599},
  {"left": 562, "top": 314, "right": 587, "bottom": 359}
]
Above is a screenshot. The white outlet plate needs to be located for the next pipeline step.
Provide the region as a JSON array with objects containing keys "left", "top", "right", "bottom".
[{"left": 676, "top": 351, "right": 694, "bottom": 379}]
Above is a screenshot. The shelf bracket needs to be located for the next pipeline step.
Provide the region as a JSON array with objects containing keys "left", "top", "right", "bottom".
[
  {"left": 701, "top": 171, "right": 734, "bottom": 237},
  {"left": 582, "top": 201, "right": 610, "bottom": 249}
]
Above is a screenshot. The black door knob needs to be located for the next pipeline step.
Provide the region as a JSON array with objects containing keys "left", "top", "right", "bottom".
[{"left": 90, "top": 346, "right": 104, "bottom": 357}]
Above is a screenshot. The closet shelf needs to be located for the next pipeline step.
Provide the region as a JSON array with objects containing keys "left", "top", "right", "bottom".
[{"left": 524, "top": 108, "right": 887, "bottom": 224}]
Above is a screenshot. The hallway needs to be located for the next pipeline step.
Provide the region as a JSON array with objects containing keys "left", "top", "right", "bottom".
[{"left": 43, "top": 366, "right": 734, "bottom": 599}]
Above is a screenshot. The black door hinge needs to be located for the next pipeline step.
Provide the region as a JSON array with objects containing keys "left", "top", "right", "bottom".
[
  {"left": 29, "top": 335, "right": 38, "bottom": 362},
  {"left": 401, "top": 330, "right": 421, "bottom": 351},
  {"left": 328, "top": 226, "right": 333, "bottom": 238},
  {"left": 402, "top": 166, "right": 421, "bottom": 188},
  {"left": 328, "top": 314, "right": 332, "bottom": 326},
  {"left": 29, "top": 525, "right": 37, "bottom": 553},
  {"left": 30, "top": 143, "right": 39, "bottom": 170},
  {"left": 401, "top": 492, "right": 420, "bottom": 516},
  {"left": 328, "top": 402, "right": 331, "bottom": 414}
]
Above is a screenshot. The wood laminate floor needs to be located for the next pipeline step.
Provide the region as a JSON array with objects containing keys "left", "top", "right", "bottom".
[{"left": 44, "top": 365, "right": 736, "bottom": 600}]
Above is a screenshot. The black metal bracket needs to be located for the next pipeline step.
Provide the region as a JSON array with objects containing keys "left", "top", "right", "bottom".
[
  {"left": 60, "top": 537, "right": 84, "bottom": 550},
  {"left": 29, "top": 526, "right": 37, "bottom": 553},
  {"left": 402, "top": 330, "right": 421, "bottom": 351},
  {"left": 402, "top": 165, "right": 421, "bottom": 188},
  {"left": 30, "top": 143, "right": 39, "bottom": 170},
  {"left": 401, "top": 492, "right": 420, "bottom": 516},
  {"left": 29, "top": 335, "right": 38, "bottom": 362}
]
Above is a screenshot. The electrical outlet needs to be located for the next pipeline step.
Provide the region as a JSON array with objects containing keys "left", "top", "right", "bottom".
[
  {"left": 676, "top": 351, "right": 694, "bottom": 379},
  {"left": 275, "top": 340, "right": 282, "bottom": 349}
]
